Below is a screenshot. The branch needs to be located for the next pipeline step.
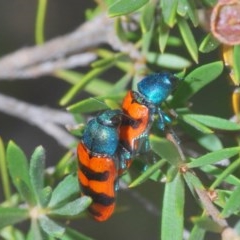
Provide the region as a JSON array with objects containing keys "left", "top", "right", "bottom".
[
  {"left": 0, "top": 13, "right": 145, "bottom": 80},
  {"left": 0, "top": 14, "right": 114, "bottom": 79},
  {"left": 0, "top": 93, "right": 76, "bottom": 148}
]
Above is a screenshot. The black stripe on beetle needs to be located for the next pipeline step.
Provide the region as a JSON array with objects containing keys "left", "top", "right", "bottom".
[
  {"left": 79, "top": 163, "right": 110, "bottom": 181},
  {"left": 81, "top": 184, "right": 115, "bottom": 206}
]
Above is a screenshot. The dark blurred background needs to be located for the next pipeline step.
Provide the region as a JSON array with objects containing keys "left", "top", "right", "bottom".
[{"left": 0, "top": 1, "right": 233, "bottom": 240}]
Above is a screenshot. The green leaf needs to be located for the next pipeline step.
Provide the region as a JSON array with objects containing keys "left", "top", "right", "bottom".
[
  {"left": 41, "top": 186, "right": 52, "bottom": 207},
  {"left": 181, "top": 114, "right": 213, "bottom": 134},
  {"left": 141, "top": 21, "right": 154, "bottom": 56},
  {"left": 187, "top": 147, "right": 240, "bottom": 168},
  {"left": 7, "top": 141, "right": 33, "bottom": 199},
  {"left": 233, "top": 44, "right": 240, "bottom": 85},
  {"left": 177, "top": 17, "right": 198, "bottom": 62},
  {"left": 199, "top": 33, "right": 220, "bottom": 53},
  {"left": 67, "top": 94, "right": 124, "bottom": 113},
  {"left": 63, "top": 227, "right": 94, "bottom": 240},
  {"left": 185, "top": 114, "right": 240, "bottom": 131},
  {"left": 202, "top": 0, "right": 217, "bottom": 7},
  {"left": 161, "top": 0, "right": 178, "bottom": 27},
  {"left": 129, "top": 159, "right": 166, "bottom": 187},
  {"left": 188, "top": 224, "right": 206, "bottom": 240},
  {"left": 27, "top": 219, "right": 44, "bottom": 240},
  {"left": 15, "top": 178, "right": 36, "bottom": 206},
  {"left": 60, "top": 66, "right": 113, "bottom": 106},
  {"left": 0, "top": 207, "right": 29, "bottom": 229},
  {"left": 48, "top": 174, "right": 80, "bottom": 208},
  {"left": 198, "top": 134, "right": 223, "bottom": 152},
  {"left": 0, "top": 226, "right": 26, "bottom": 240},
  {"left": 147, "top": 52, "right": 191, "bottom": 69},
  {"left": 177, "top": 0, "right": 198, "bottom": 27},
  {"left": 150, "top": 135, "right": 183, "bottom": 166},
  {"left": 183, "top": 171, "right": 204, "bottom": 198},
  {"left": 39, "top": 216, "right": 65, "bottom": 238},
  {"left": 108, "top": 0, "right": 149, "bottom": 17},
  {"left": 55, "top": 70, "right": 113, "bottom": 95},
  {"left": 201, "top": 164, "right": 240, "bottom": 187},
  {"left": 158, "top": 18, "right": 170, "bottom": 53},
  {"left": 0, "top": 137, "right": 11, "bottom": 201},
  {"left": 221, "top": 184, "right": 240, "bottom": 217},
  {"left": 140, "top": 1, "right": 155, "bottom": 33},
  {"left": 192, "top": 216, "right": 223, "bottom": 233},
  {"left": 29, "top": 146, "right": 45, "bottom": 206},
  {"left": 161, "top": 173, "right": 185, "bottom": 240},
  {"left": 171, "top": 61, "right": 224, "bottom": 107},
  {"left": 50, "top": 196, "right": 91, "bottom": 216},
  {"left": 178, "top": 116, "right": 223, "bottom": 151}
]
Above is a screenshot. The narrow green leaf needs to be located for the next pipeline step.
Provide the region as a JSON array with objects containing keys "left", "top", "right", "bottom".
[
  {"left": 140, "top": 1, "right": 155, "bottom": 33},
  {"left": 202, "top": 164, "right": 240, "bottom": 187},
  {"left": 177, "top": 0, "right": 198, "bottom": 27},
  {"left": 67, "top": 93, "right": 125, "bottom": 113},
  {"left": 60, "top": 66, "right": 112, "bottom": 106},
  {"left": 115, "top": 17, "right": 127, "bottom": 42},
  {"left": 150, "top": 135, "right": 183, "bottom": 166},
  {"left": 15, "top": 178, "right": 36, "bottom": 206},
  {"left": 187, "top": 147, "right": 240, "bottom": 168},
  {"left": 55, "top": 70, "right": 113, "bottom": 95},
  {"left": 129, "top": 159, "right": 166, "bottom": 187},
  {"left": 177, "top": 17, "right": 198, "bottom": 62},
  {"left": 0, "top": 207, "right": 29, "bottom": 229},
  {"left": 147, "top": 52, "right": 191, "bottom": 69},
  {"left": 161, "top": 0, "right": 178, "bottom": 27},
  {"left": 0, "top": 137, "right": 11, "bottom": 201},
  {"left": 199, "top": 33, "right": 220, "bottom": 53},
  {"left": 29, "top": 146, "right": 45, "bottom": 206},
  {"left": 50, "top": 196, "right": 91, "bottom": 216},
  {"left": 27, "top": 219, "right": 44, "bottom": 240},
  {"left": 7, "top": 141, "right": 32, "bottom": 197},
  {"left": 158, "top": 18, "right": 170, "bottom": 53},
  {"left": 0, "top": 227, "right": 25, "bottom": 240},
  {"left": 221, "top": 184, "right": 240, "bottom": 217},
  {"left": 171, "top": 61, "right": 224, "bottom": 107},
  {"left": 178, "top": 117, "right": 223, "bottom": 151},
  {"left": 41, "top": 186, "right": 52, "bottom": 207},
  {"left": 192, "top": 216, "right": 223, "bottom": 233},
  {"left": 188, "top": 224, "right": 206, "bottom": 240},
  {"left": 211, "top": 157, "right": 240, "bottom": 189},
  {"left": 39, "top": 216, "right": 65, "bottom": 238},
  {"left": 161, "top": 173, "right": 185, "bottom": 240},
  {"left": 233, "top": 45, "right": 240, "bottom": 85},
  {"left": 63, "top": 227, "right": 94, "bottom": 240},
  {"left": 181, "top": 114, "right": 213, "bottom": 134},
  {"left": 108, "top": 0, "right": 149, "bottom": 17},
  {"left": 202, "top": 0, "right": 217, "bottom": 7},
  {"left": 141, "top": 21, "right": 154, "bottom": 56},
  {"left": 186, "top": 114, "right": 240, "bottom": 131},
  {"left": 48, "top": 174, "right": 80, "bottom": 208},
  {"left": 108, "top": 73, "right": 132, "bottom": 93},
  {"left": 183, "top": 171, "right": 204, "bottom": 197}
]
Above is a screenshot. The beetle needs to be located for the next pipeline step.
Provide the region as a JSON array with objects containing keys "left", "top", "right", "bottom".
[
  {"left": 77, "top": 110, "right": 122, "bottom": 221},
  {"left": 118, "top": 72, "right": 180, "bottom": 173}
]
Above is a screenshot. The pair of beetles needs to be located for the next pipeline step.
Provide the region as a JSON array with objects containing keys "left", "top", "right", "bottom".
[{"left": 77, "top": 72, "right": 180, "bottom": 221}]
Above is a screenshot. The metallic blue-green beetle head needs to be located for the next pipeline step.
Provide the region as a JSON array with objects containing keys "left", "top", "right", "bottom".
[{"left": 137, "top": 72, "right": 179, "bottom": 105}]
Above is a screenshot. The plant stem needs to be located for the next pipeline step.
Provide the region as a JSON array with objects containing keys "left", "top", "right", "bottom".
[{"left": 35, "top": 0, "right": 48, "bottom": 45}]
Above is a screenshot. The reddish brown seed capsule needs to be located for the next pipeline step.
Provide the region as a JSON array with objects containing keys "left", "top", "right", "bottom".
[{"left": 211, "top": 0, "right": 240, "bottom": 45}]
